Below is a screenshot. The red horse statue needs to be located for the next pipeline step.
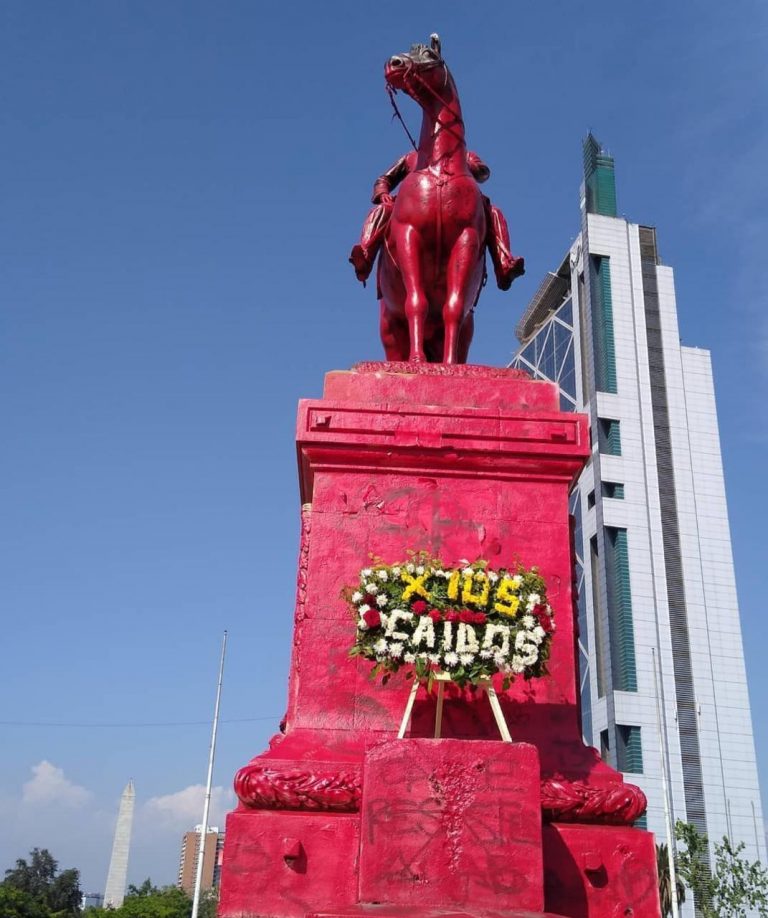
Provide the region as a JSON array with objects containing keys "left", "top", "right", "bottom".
[{"left": 350, "top": 35, "right": 524, "bottom": 364}]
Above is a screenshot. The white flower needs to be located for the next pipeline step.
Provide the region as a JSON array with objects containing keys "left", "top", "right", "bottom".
[
  {"left": 389, "top": 642, "right": 404, "bottom": 659},
  {"left": 411, "top": 616, "right": 436, "bottom": 649},
  {"left": 493, "top": 652, "right": 506, "bottom": 668},
  {"left": 357, "top": 619, "right": 368, "bottom": 631},
  {"left": 480, "top": 649, "right": 494, "bottom": 659},
  {"left": 522, "top": 615, "right": 536, "bottom": 629},
  {"left": 352, "top": 591, "right": 363, "bottom": 603},
  {"left": 376, "top": 594, "right": 388, "bottom": 608},
  {"left": 361, "top": 568, "right": 373, "bottom": 578},
  {"left": 373, "top": 639, "right": 388, "bottom": 654},
  {"left": 515, "top": 640, "right": 539, "bottom": 665},
  {"left": 428, "top": 653, "right": 441, "bottom": 664},
  {"left": 416, "top": 565, "right": 425, "bottom": 575},
  {"left": 488, "top": 571, "right": 499, "bottom": 583},
  {"left": 441, "top": 621, "right": 454, "bottom": 651},
  {"left": 444, "top": 651, "right": 459, "bottom": 666},
  {"left": 385, "top": 609, "right": 414, "bottom": 641},
  {"left": 378, "top": 570, "right": 388, "bottom": 581},
  {"left": 511, "top": 656, "right": 526, "bottom": 673},
  {"left": 512, "top": 575, "right": 523, "bottom": 587},
  {"left": 359, "top": 604, "right": 371, "bottom": 614},
  {"left": 406, "top": 563, "right": 415, "bottom": 573},
  {"left": 456, "top": 623, "right": 480, "bottom": 654},
  {"left": 528, "top": 592, "right": 540, "bottom": 605},
  {"left": 532, "top": 625, "right": 546, "bottom": 643},
  {"left": 459, "top": 653, "right": 475, "bottom": 666},
  {"left": 418, "top": 651, "right": 430, "bottom": 660},
  {"left": 482, "top": 623, "right": 511, "bottom": 655},
  {"left": 366, "top": 582, "right": 379, "bottom": 594},
  {"left": 403, "top": 652, "right": 416, "bottom": 663},
  {"left": 462, "top": 567, "right": 473, "bottom": 576},
  {"left": 392, "top": 567, "right": 401, "bottom": 576}
]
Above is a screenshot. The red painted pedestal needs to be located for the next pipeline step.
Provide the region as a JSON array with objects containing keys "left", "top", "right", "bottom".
[{"left": 218, "top": 364, "right": 659, "bottom": 918}]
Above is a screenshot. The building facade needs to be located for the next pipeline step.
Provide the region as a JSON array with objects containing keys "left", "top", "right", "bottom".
[
  {"left": 512, "top": 136, "right": 765, "bottom": 888},
  {"left": 177, "top": 825, "right": 225, "bottom": 895}
]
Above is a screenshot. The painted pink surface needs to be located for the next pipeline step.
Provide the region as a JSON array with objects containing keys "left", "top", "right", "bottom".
[
  {"left": 351, "top": 37, "right": 524, "bottom": 363},
  {"left": 222, "top": 811, "right": 360, "bottom": 916},
  {"left": 218, "top": 364, "right": 659, "bottom": 918},
  {"left": 543, "top": 824, "right": 660, "bottom": 917},
  {"left": 359, "top": 740, "right": 543, "bottom": 912}
]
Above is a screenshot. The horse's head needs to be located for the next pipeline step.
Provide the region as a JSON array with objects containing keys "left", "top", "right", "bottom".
[{"left": 385, "top": 34, "right": 451, "bottom": 106}]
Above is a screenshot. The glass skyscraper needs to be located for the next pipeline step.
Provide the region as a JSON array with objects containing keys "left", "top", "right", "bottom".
[{"left": 512, "top": 136, "right": 765, "bottom": 895}]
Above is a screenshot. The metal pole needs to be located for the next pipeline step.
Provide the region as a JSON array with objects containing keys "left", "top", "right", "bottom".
[
  {"left": 191, "top": 630, "right": 227, "bottom": 918},
  {"left": 653, "top": 647, "right": 680, "bottom": 918}
]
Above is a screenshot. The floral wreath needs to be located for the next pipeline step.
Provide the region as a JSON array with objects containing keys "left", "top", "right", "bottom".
[{"left": 345, "top": 554, "right": 554, "bottom": 688}]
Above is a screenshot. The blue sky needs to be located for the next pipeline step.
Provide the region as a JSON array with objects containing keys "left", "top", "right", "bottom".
[{"left": 1, "top": 0, "right": 767, "bottom": 892}]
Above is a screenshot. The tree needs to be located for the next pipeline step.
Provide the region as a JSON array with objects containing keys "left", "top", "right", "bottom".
[
  {"left": 2, "top": 848, "right": 81, "bottom": 917},
  {"left": 85, "top": 886, "right": 191, "bottom": 918},
  {"left": 49, "top": 869, "right": 82, "bottom": 916},
  {"left": 0, "top": 885, "right": 53, "bottom": 918},
  {"left": 675, "top": 820, "right": 768, "bottom": 917},
  {"left": 657, "top": 841, "right": 686, "bottom": 918},
  {"left": 4, "top": 849, "right": 58, "bottom": 899},
  {"left": 125, "top": 878, "right": 161, "bottom": 898},
  {"left": 198, "top": 886, "right": 218, "bottom": 918}
]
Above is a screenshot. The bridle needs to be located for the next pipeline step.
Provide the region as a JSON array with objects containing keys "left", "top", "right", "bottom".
[{"left": 385, "top": 56, "right": 465, "bottom": 152}]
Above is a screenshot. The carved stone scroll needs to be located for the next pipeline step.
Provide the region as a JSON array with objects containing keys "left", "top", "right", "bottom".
[
  {"left": 234, "top": 763, "right": 362, "bottom": 813},
  {"left": 540, "top": 777, "right": 648, "bottom": 826}
]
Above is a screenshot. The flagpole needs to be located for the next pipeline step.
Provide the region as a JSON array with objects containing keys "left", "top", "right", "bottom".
[
  {"left": 653, "top": 646, "right": 679, "bottom": 918},
  {"left": 191, "top": 630, "right": 228, "bottom": 918}
]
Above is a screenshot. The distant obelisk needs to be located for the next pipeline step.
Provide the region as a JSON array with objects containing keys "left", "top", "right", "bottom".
[{"left": 104, "top": 779, "right": 135, "bottom": 909}]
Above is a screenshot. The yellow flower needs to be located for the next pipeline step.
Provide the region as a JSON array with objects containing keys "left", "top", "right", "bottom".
[
  {"left": 461, "top": 572, "right": 489, "bottom": 607},
  {"left": 494, "top": 580, "right": 521, "bottom": 617}
]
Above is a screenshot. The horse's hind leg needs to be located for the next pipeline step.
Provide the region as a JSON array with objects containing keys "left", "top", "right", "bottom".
[
  {"left": 457, "top": 312, "right": 474, "bottom": 363},
  {"left": 443, "top": 227, "right": 482, "bottom": 364},
  {"left": 393, "top": 224, "right": 429, "bottom": 362},
  {"left": 379, "top": 301, "right": 410, "bottom": 361}
]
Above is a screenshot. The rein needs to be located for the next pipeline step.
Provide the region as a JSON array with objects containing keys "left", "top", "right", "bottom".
[
  {"left": 386, "top": 84, "right": 418, "bottom": 152},
  {"left": 386, "top": 59, "right": 466, "bottom": 154}
]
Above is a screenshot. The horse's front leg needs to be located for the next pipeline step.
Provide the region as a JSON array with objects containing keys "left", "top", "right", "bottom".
[
  {"left": 392, "top": 223, "right": 429, "bottom": 362},
  {"left": 443, "top": 228, "right": 482, "bottom": 364}
]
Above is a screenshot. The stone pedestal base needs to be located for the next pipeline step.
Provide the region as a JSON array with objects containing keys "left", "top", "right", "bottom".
[
  {"left": 308, "top": 910, "right": 569, "bottom": 918},
  {"left": 220, "top": 810, "right": 360, "bottom": 916},
  {"left": 543, "top": 824, "right": 660, "bottom": 918},
  {"left": 218, "top": 365, "right": 660, "bottom": 918},
  {"left": 359, "top": 740, "right": 543, "bottom": 913}
]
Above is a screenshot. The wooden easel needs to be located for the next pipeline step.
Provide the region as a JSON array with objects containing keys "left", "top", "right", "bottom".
[{"left": 397, "top": 672, "right": 512, "bottom": 742}]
